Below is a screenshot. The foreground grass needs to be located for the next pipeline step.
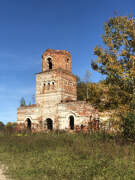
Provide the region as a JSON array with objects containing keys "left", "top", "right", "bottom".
[{"left": 0, "top": 132, "right": 135, "bottom": 180}]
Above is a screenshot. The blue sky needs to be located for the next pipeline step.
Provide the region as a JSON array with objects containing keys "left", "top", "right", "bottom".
[{"left": 0, "top": 0, "right": 134, "bottom": 124}]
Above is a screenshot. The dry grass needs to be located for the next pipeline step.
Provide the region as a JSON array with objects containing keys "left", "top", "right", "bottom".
[{"left": 0, "top": 132, "right": 135, "bottom": 180}]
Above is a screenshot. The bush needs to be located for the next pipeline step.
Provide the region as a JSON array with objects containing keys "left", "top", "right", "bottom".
[
  {"left": 121, "top": 112, "right": 135, "bottom": 140},
  {"left": 0, "top": 121, "right": 5, "bottom": 129}
]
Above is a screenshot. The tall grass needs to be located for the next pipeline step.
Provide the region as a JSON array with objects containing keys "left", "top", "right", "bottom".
[{"left": 0, "top": 132, "right": 135, "bottom": 180}]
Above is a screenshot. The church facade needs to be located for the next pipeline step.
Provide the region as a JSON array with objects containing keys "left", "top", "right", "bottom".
[{"left": 17, "top": 49, "right": 99, "bottom": 132}]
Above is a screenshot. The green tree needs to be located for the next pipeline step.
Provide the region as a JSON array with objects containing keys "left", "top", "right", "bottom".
[
  {"left": 121, "top": 112, "right": 135, "bottom": 139},
  {"left": 76, "top": 76, "right": 86, "bottom": 100},
  {"left": 0, "top": 121, "right": 5, "bottom": 130},
  {"left": 5, "top": 122, "right": 17, "bottom": 135},
  {"left": 91, "top": 16, "right": 135, "bottom": 110},
  {"left": 20, "top": 97, "right": 26, "bottom": 106}
]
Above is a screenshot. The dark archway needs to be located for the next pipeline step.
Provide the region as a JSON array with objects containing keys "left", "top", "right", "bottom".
[
  {"left": 81, "top": 124, "right": 84, "bottom": 130},
  {"left": 46, "top": 118, "right": 53, "bottom": 130},
  {"left": 69, "top": 116, "right": 74, "bottom": 130},
  {"left": 47, "top": 57, "right": 52, "bottom": 70},
  {"left": 26, "top": 118, "right": 31, "bottom": 130}
]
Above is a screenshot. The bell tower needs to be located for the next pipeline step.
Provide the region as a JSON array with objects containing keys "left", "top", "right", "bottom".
[
  {"left": 36, "top": 49, "right": 77, "bottom": 107},
  {"left": 42, "top": 49, "right": 72, "bottom": 72}
]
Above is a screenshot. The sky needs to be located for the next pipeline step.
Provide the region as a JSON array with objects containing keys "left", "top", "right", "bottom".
[{"left": 0, "top": 0, "right": 135, "bottom": 124}]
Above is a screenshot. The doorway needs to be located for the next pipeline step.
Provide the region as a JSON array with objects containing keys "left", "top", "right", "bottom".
[
  {"left": 46, "top": 118, "right": 53, "bottom": 130},
  {"left": 26, "top": 118, "right": 31, "bottom": 130}
]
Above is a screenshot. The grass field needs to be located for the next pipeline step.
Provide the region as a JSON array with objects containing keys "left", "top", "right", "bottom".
[{"left": 0, "top": 132, "right": 135, "bottom": 180}]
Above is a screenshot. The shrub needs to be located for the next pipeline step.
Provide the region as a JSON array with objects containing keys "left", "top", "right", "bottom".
[{"left": 121, "top": 112, "right": 135, "bottom": 140}]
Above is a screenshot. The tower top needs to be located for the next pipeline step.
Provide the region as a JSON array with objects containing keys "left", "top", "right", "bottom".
[
  {"left": 43, "top": 49, "right": 71, "bottom": 56},
  {"left": 42, "top": 49, "right": 72, "bottom": 72}
]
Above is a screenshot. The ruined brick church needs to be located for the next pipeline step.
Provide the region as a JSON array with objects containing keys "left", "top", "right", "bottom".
[{"left": 17, "top": 49, "right": 99, "bottom": 132}]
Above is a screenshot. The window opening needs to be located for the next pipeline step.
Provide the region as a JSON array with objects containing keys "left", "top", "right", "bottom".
[
  {"left": 66, "top": 58, "right": 69, "bottom": 70},
  {"left": 81, "top": 124, "right": 84, "bottom": 130},
  {"left": 69, "top": 116, "right": 74, "bottom": 130},
  {"left": 67, "top": 58, "right": 69, "bottom": 64},
  {"left": 47, "top": 57, "right": 52, "bottom": 70}
]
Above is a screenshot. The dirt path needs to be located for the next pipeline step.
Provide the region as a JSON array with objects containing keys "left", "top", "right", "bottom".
[{"left": 0, "top": 165, "right": 10, "bottom": 180}]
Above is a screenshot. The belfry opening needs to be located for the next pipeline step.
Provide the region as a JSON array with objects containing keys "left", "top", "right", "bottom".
[{"left": 47, "top": 57, "right": 52, "bottom": 70}]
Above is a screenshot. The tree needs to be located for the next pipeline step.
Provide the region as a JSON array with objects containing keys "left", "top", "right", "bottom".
[
  {"left": 76, "top": 76, "right": 86, "bottom": 100},
  {"left": 76, "top": 75, "right": 104, "bottom": 109},
  {"left": 84, "top": 70, "right": 91, "bottom": 101},
  {"left": 5, "top": 122, "right": 17, "bottom": 135},
  {"left": 121, "top": 112, "right": 135, "bottom": 139},
  {"left": 0, "top": 121, "right": 5, "bottom": 130},
  {"left": 91, "top": 16, "right": 135, "bottom": 110},
  {"left": 20, "top": 97, "right": 26, "bottom": 106}
]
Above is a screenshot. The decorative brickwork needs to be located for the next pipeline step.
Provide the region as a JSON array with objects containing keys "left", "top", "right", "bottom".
[{"left": 17, "top": 49, "right": 99, "bottom": 132}]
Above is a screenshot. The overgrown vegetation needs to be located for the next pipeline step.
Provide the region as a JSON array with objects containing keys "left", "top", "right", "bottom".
[
  {"left": 78, "top": 16, "right": 135, "bottom": 112},
  {"left": 121, "top": 112, "right": 135, "bottom": 139},
  {"left": 77, "top": 15, "right": 135, "bottom": 138},
  {"left": 91, "top": 16, "right": 135, "bottom": 111},
  {"left": 0, "top": 122, "right": 16, "bottom": 136},
  {"left": 0, "top": 132, "right": 135, "bottom": 180}
]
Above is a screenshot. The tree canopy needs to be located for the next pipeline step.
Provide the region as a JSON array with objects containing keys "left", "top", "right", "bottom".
[{"left": 91, "top": 16, "right": 135, "bottom": 110}]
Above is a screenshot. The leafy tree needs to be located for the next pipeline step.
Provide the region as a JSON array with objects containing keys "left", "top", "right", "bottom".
[
  {"left": 20, "top": 97, "right": 26, "bottom": 106},
  {"left": 0, "top": 121, "right": 5, "bottom": 130},
  {"left": 91, "top": 16, "right": 135, "bottom": 110},
  {"left": 121, "top": 112, "right": 135, "bottom": 139},
  {"left": 6, "top": 122, "right": 16, "bottom": 128},
  {"left": 5, "top": 122, "right": 17, "bottom": 135},
  {"left": 76, "top": 76, "right": 87, "bottom": 100},
  {"left": 76, "top": 75, "right": 105, "bottom": 110},
  {"left": 87, "top": 82, "right": 104, "bottom": 109}
]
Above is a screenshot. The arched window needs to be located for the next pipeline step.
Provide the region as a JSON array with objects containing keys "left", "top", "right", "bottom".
[
  {"left": 69, "top": 116, "right": 74, "bottom": 130},
  {"left": 67, "top": 58, "right": 69, "bottom": 64},
  {"left": 81, "top": 124, "right": 84, "bottom": 130},
  {"left": 47, "top": 57, "right": 52, "bottom": 70},
  {"left": 66, "top": 58, "right": 69, "bottom": 70}
]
